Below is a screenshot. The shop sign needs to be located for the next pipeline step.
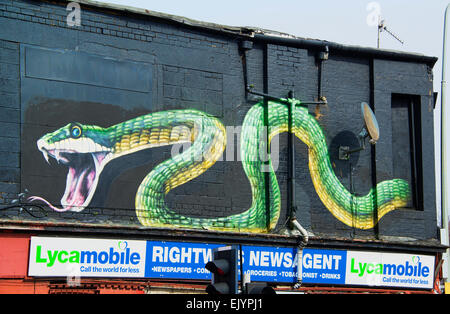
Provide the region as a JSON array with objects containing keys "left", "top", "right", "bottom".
[
  {"left": 301, "top": 249, "right": 435, "bottom": 289},
  {"left": 146, "top": 242, "right": 297, "bottom": 282},
  {"left": 345, "top": 251, "right": 435, "bottom": 289},
  {"left": 28, "top": 237, "right": 435, "bottom": 289},
  {"left": 28, "top": 237, "right": 147, "bottom": 278},
  {"left": 301, "top": 249, "right": 347, "bottom": 285}
]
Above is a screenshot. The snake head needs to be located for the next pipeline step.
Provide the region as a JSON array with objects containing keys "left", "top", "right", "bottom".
[{"left": 36, "top": 122, "right": 112, "bottom": 212}]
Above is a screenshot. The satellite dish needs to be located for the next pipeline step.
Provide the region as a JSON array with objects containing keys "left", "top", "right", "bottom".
[
  {"left": 361, "top": 102, "right": 379, "bottom": 144},
  {"left": 338, "top": 102, "right": 380, "bottom": 160}
]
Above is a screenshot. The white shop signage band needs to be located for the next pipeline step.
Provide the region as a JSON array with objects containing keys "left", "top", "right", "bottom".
[
  {"left": 28, "top": 237, "right": 435, "bottom": 289},
  {"left": 345, "top": 251, "right": 434, "bottom": 288},
  {"left": 29, "top": 237, "right": 147, "bottom": 278}
]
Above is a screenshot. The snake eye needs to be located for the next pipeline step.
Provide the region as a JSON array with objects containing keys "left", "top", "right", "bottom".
[{"left": 70, "top": 125, "right": 82, "bottom": 139}]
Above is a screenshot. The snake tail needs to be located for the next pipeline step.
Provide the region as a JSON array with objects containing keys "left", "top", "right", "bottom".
[{"left": 270, "top": 100, "right": 411, "bottom": 230}]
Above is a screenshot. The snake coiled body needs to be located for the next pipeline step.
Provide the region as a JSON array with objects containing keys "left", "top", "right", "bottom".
[{"left": 32, "top": 100, "right": 410, "bottom": 232}]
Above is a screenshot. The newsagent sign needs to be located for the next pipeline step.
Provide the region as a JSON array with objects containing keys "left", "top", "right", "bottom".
[{"left": 28, "top": 237, "right": 435, "bottom": 289}]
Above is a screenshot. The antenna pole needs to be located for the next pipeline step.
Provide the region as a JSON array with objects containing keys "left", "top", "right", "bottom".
[
  {"left": 377, "top": 17, "right": 404, "bottom": 48},
  {"left": 377, "top": 16, "right": 382, "bottom": 48},
  {"left": 441, "top": 3, "right": 450, "bottom": 288}
]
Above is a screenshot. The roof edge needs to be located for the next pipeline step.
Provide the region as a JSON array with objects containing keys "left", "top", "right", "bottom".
[
  {"left": 253, "top": 33, "right": 438, "bottom": 67},
  {"left": 68, "top": 0, "right": 256, "bottom": 35},
  {"left": 65, "top": 0, "right": 438, "bottom": 67}
]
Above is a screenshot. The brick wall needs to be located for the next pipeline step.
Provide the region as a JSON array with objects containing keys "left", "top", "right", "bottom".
[
  {"left": 0, "top": 0, "right": 438, "bottom": 240},
  {"left": 0, "top": 38, "right": 20, "bottom": 206}
]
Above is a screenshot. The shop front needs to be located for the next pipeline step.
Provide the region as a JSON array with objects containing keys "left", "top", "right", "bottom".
[{"left": 0, "top": 233, "right": 442, "bottom": 294}]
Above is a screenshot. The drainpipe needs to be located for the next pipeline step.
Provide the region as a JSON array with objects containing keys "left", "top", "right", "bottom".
[
  {"left": 287, "top": 90, "right": 296, "bottom": 223},
  {"left": 239, "top": 40, "right": 253, "bottom": 100},
  {"left": 287, "top": 91, "right": 309, "bottom": 289},
  {"left": 245, "top": 87, "right": 314, "bottom": 287},
  {"left": 287, "top": 90, "right": 308, "bottom": 288},
  {"left": 441, "top": 3, "right": 450, "bottom": 284},
  {"left": 290, "top": 218, "right": 308, "bottom": 289},
  {"left": 289, "top": 46, "right": 329, "bottom": 289},
  {"left": 245, "top": 87, "right": 323, "bottom": 288}
]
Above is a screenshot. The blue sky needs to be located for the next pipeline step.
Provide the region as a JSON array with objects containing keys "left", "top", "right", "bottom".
[
  {"left": 100, "top": 0, "right": 449, "bottom": 221},
  {"left": 100, "top": 1, "right": 447, "bottom": 56},
  {"left": 100, "top": 1, "right": 448, "bottom": 105}
]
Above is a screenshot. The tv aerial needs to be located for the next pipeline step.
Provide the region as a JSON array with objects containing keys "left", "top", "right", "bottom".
[
  {"left": 339, "top": 102, "right": 380, "bottom": 160},
  {"left": 377, "top": 17, "right": 404, "bottom": 48}
]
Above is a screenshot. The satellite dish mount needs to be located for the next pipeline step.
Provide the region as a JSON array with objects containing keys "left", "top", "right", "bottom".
[{"left": 339, "top": 102, "right": 380, "bottom": 160}]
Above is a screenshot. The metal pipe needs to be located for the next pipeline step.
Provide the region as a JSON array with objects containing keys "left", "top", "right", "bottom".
[
  {"left": 263, "top": 45, "right": 271, "bottom": 232},
  {"left": 239, "top": 244, "right": 245, "bottom": 293},
  {"left": 442, "top": 3, "right": 450, "bottom": 230},
  {"left": 288, "top": 90, "right": 296, "bottom": 222},
  {"left": 441, "top": 3, "right": 450, "bottom": 283},
  {"left": 245, "top": 86, "right": 327, "bottom": 106},
  {"left": 291, "top": 219, "right": 309, "bottom": 245},
  {"left": 291, "top": 218, "right": 308, "bottom": 289},
  {"left": 246, "top": 85, "right": 311, "bottom": 288},
  {"left": 239, "top": 40, "right": 253, "bottom": 100}
]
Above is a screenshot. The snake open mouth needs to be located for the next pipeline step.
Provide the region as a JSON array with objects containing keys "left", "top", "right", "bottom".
[{"left": 30, "top": 148, "right": 108, "bottom": 212}]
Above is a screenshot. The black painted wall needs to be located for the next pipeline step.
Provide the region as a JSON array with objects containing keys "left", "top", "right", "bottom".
[{"left": 0, "top": 0, "right": 437, "bottom": 240}]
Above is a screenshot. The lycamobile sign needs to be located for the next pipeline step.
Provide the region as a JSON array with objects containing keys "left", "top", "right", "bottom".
[
  {"left": 345, "top": 251, "right": 434, "bottom": 288},
  {"left": 35, "top": 244, "right": 140, "bottom": 266},
  {"left": 28, "top": 237, "right": 146, "bottom": 278},
  {"left": 350, "top": 257, "right": 429, "bottom": 277}
]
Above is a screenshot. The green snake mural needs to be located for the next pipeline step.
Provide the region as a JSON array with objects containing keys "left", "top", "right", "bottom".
[{"left": 29, "top": 99, "right": 411, "bottom": 232}]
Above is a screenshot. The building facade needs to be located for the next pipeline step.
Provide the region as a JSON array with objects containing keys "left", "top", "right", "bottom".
[{"left": 0, "top": 0, "right": 445, "bottom": 294}]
